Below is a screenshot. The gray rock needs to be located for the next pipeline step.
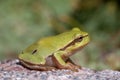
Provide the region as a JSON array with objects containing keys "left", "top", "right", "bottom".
[{"left": 0, "top": 59, "right": 120, "bottom": 80}]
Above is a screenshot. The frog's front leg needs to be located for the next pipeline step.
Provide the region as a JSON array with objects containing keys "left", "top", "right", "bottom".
[{"left": 53, "top": 51, "right": 81, "bottom": 71}]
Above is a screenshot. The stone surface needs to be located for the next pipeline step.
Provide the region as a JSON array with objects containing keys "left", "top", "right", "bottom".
[{"left": 0, "top": 59, "right": 120, "bottom": 80}]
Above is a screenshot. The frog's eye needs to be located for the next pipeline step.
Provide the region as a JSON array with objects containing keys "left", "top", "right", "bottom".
[
  {"left": 32, "top": 49, "right": 37, "bottom": 54},
  {"left": 78, "top": 36, "right": 83, "bottom": 42},
  {"left": 75, "top": 36, "right": 83, "bottom": 42}
]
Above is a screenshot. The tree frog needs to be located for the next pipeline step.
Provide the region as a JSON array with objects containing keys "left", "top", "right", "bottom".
[{"left": 18, "top": 28, "right": 90, "bottom": 71}]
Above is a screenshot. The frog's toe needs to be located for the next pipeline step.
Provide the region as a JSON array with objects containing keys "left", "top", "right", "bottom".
[{"left": 65, "top": 62, "right": 81, "bottom": 71}]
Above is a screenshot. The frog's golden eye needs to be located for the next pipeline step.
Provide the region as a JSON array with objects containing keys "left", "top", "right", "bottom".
[
  {"left": 32, "top": 49, "right": 37, "bottom": 54},
  {"left": 78, "top": 36, "right": 83, "bottom": 42},
  {"left": 74, "top": 36, "right": 83, "bottom": 42}
]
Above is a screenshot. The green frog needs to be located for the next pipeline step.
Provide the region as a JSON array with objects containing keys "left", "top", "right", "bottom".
[{"left": 18, "top": 28, "right": 90, "bottom": 71}]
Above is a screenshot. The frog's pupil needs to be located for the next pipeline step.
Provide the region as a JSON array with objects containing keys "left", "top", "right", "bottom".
[
  {"left": 32, "top": 49, "right": 37, "bottom": 54},
  {"left": 78, "top": 37, "right": 83, "bottom": 42},
  {"left": 74, "top": 36, "right": 83, "bottom": 42}
]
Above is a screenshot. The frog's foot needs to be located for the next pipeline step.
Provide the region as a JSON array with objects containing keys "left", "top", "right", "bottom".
[
  {"left": 65, "top": 61, "right": 80, "bottom": 71},
  {"left": 57, "top": 60, "right": 80, "bottom": 71},
  {"left": 66, "top": 58, "right": 81, "bottom": 70}
]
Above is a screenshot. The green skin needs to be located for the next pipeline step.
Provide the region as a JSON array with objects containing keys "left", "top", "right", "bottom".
[{"left": 18, "top": 28, "right": 90, "bottom": 71}]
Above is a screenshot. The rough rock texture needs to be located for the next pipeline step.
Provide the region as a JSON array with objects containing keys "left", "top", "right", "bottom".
[{"left": 0, "top": 59, "right": 120, "bottom": 80}]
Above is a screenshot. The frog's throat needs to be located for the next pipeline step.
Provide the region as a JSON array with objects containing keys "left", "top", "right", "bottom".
[{"left": 60, "top": 34, "right": 88, "bottom": 51}]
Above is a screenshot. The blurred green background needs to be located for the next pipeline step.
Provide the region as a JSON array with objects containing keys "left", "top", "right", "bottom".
[{"left": 0, "top": 0, "right": 120, "bottom": 70}]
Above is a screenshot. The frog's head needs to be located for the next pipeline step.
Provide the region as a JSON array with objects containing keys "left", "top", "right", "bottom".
[
  {"left": 72, "top": 28, "right": 90, "bottom": 46},
  {"left": 60, "top": 28, "right": 90, "bottom": 53}
]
